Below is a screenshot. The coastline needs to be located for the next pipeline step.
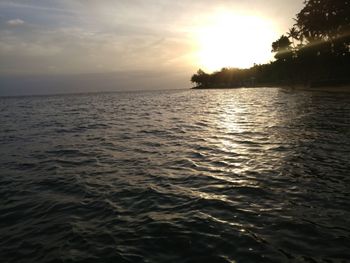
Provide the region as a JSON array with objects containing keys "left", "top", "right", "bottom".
[
  {"left": 192, "top": 85, "right": 350, "bottom": 92},
  {"left": 286, "top": 85, "right": 350, "bottom": 92}
]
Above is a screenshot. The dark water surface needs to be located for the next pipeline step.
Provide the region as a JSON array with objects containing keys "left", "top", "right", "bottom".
[{"left": 1, "top": 88, "right": 350, "bottom": 263}]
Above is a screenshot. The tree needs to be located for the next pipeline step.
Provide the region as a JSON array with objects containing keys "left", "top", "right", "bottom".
[
  {"left": 287, "top": 26, "right": 300, "bottom": 48},
  {"left": 272, "top": 35, "right": 292, "bottom": 60},
  {"left": 191, "top": 69, "right": 210, "bottom": 87},
  {"left": 295, "top": 0, "right": 350, "bottom": 55}
]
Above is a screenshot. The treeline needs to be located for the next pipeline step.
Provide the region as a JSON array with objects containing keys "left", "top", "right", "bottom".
[{"left": 191, "top": 0, "right": 350, "bottom": 88}]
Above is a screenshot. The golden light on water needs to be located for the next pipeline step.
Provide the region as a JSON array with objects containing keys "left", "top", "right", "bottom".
[{"left": 193, "top": 12, "right": 278, "bottom": 71}]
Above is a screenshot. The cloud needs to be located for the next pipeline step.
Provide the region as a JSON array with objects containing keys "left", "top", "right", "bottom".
[{"left": 6, "top": 18, "right": 24, "bottom": 26}]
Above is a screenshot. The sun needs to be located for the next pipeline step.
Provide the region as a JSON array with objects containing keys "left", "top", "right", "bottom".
[{"left": 194, "top": 12, "right": 278, "bottom": 72}]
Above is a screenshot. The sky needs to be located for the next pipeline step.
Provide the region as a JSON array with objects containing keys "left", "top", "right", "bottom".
[{"left": 0, "top": 0, "right": 304, "bottom": 95}]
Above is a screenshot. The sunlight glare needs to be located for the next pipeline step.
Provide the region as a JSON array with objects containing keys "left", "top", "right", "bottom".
[{"left": 194, "top": 12, "right": 278, "bottom": 72}]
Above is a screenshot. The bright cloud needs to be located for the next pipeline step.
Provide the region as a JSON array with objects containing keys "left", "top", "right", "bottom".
[{"left": 6, "top": 18, "right": 24, "bottom": 26}]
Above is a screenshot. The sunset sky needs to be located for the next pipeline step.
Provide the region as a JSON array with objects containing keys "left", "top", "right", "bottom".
[{"left": 0, "top": 0, "right": 304, "bottom": 95}]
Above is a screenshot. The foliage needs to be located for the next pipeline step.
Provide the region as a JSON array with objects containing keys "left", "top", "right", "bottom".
[{"left": 271, "top": 35, "right": 292, "bottom": 60}]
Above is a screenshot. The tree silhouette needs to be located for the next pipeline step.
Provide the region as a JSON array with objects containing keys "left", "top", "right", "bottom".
[
  {"left": 296, "top": 0, "right": 350, "bottom": 55},
  {"left": 297, "top": 0, "right": 350, "bottom": 39},
  {"left": 287, "top": 26, "right": 300, "bottom": 56},
  {"left": 271, "top": 35, "right": 292, "bottom": 60},
  {"left": 191, "top": 69, "right": 210, "bottom": 88}
]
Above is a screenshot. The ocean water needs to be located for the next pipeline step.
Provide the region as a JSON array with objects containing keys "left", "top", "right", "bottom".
[{"left": 1, "top": 88, "right": 350, "bottom": 263}]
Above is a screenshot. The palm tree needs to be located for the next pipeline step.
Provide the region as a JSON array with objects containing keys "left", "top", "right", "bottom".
[
  {"left": 287, "top": 26, "right": 300, "bottom": 57},
  {"left": 287, "top": 26, "right": 299, "bottom": 49}
]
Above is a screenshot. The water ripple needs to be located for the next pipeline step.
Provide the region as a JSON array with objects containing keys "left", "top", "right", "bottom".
[{"left": 1, "top": 88, "right": 350, "bottom": 262}]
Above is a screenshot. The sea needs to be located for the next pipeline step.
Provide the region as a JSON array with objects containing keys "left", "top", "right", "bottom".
[{"left": 1, "top": 88, "right": 350, "bottom": 263}]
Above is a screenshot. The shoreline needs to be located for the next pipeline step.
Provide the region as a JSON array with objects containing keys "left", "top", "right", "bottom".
[{"left": 192, "top": 85, "right": 350, "bottom": 92}]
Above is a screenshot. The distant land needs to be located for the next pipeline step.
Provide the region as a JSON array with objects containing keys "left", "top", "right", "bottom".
[{"left": 191, "top": 0, "right": 350, "bottom": 90}]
